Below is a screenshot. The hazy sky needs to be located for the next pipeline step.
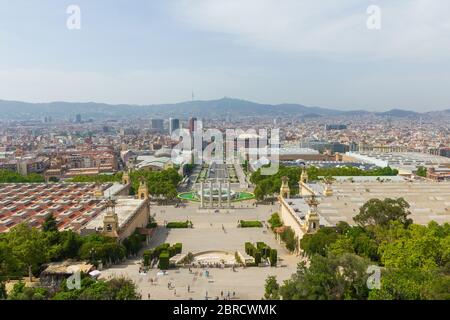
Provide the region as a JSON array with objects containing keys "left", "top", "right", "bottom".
[{"left": 0, "top": 0, "right": 449, "bottom": 111}]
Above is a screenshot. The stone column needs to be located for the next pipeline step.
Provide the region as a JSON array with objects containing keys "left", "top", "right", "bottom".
[
  {"left": 218, "top": 180, "right": 222, "bottom": 208},
  {"left": 209, "top": 180, "right": 213, "bottom": 208},
  {"left": 227, "top": 181, "right": 231, "bottom": 208},
  {"left": 200, "top": 182, "right": 204, "bottom": 208}
]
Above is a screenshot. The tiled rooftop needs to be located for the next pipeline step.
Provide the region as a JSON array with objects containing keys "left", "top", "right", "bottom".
[{"left": 0, "top": 183, "right": 115, "bottom": 233}]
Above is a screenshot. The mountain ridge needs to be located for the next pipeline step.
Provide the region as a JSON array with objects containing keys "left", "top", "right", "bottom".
[{"left": 0, "top": 97, "right": 447, "bottom": 120}]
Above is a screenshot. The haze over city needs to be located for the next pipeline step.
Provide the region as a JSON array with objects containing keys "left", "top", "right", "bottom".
[{"left": 1, "top": 0, "right": 450, "bottom": 111}]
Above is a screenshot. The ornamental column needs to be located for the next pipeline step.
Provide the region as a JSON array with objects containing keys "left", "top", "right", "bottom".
[
  {"left": 227, "top": 181, "right": 231, "bottom": 208},
  {"left": 218, "top": 180, "right": 222, "bottom": 208},
  {"left": 200, "top": 182, "right": 204, "bottom": 208},
  {"left": 209, "top": 180, "right": 213, "bottom": 208}
]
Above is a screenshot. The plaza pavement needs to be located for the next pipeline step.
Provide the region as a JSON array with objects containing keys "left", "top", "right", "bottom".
[{"left": 100, "top": 201, "right": 301, "bottom": 300}]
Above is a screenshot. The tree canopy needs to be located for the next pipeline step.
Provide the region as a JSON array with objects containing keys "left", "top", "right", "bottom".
[
  {"left": 250, "top": 165, "right": 398, "bottom": 200},
  {"left": 267, "top": 198, "right": 450, "bottom": 300},
  {"left": 0, "top": 170, "right": 45, "bottom": 183},
  {"left": 354, "top": 198, "right": 413, "bottom": 227}
]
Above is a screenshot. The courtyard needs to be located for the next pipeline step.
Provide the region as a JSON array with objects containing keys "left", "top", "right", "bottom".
[{"left": 100, "top": 201, "right": 300, "bottom": 300}]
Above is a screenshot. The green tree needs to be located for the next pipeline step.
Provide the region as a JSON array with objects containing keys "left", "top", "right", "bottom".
[
  {"left": 264, "top": 276, "right": 280, "bottom": 300},
  {"left": 68, "top": 173, "right": 123, "bottom": 183},
  {"left": 368, "top": 269, "right": 448, "bottom": 300},
  {"left": 0, "top": 240, "right": 21, "bottom": 280},
  {"left": 53, "top": 276, "right": 140, "bottom": 300},
  {"left": 377, "top": 222, "right": 449, "bottom": 271},
  {"left": 300, "top": 227, "right": 340, "bottom": 257},
  {"left": 6, "top": 224, "right": 49, "bottom": 281},
  {"left": 280, "top": 227, "right": 298, "bottom": 253},
  {"left": 416, "top": 166, "right": 427, "bottom": 177},
  {"left": 354, "top": 198, "right": 412, "bottom": 228},
  {"left": 268, "top": 213, "right": 283, "bottom": 230},
  {"left": 0, "top": 170, "right": 45, "bottom": 183},
  {"left": 280, "top": 254, "right": 370, "bottom": 300},
  {"left": 7, "top": 282, "right": 49, "bottom": 300},
  {"left": 42, "top": 213, "right": 58, "bottom": 233}
]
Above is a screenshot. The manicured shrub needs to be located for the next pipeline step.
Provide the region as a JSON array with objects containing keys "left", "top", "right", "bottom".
[
  {"left": 256, "top": 242, "right": 266, "bottom": 250},
  {"left": 254, "top": 251, "right": 262, "bottom": 265},
  {"left": 174, "top": 243, "right": 182, "bottom": 254},
  {"left": 143, "top": 250, "right": 151, "bottom": 266},
  {"left": 245, "top": 242, "right": 256, "bottom": 256},
  {"left": 240, "top": 220, "right": 263, "bottom": 228},
  {"left": 168, "top": 246, "right": 176, "bottom": 258},
  {"left": 150, "top": 243, "right": 170, "bottom": 259},
  {"left": 262, "top": 247, "right": 271, "bottom": 259},
  {"left": 166, "top": 221, "right": 192, "bottom": 228},
  {"left": 158, "top": 252, "right": 170, "bottom": 270},
  {"left": 269, "top": 249, "right": 278, "bottom": 266}
]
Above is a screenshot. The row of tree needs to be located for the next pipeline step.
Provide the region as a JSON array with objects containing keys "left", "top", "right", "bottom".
[
  {"left": 264, "top": 198, "right": 450, "bottom": 300},
  {"left": 0, "top": 170, "right": 45, "bottom": 183},
  {"left": 251, "top": 165, "right": 398, "bottom": 200},
  {"left": 69, "top": 168, "right": 182, "bottom": 201}
]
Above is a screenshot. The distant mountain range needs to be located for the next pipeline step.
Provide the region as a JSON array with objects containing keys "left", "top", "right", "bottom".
[{"left": 0, "top": 97, "right": 448, "bottom": 121}]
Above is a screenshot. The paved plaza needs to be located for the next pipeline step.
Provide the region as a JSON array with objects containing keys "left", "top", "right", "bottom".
[{"left": 100, "top": 201, "right": 300, "bottom": 300}]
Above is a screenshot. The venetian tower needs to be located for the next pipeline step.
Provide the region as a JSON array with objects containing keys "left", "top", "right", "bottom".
[
  {"left": 94, "top": 182, "right": 104, "bottom": 198},
  {"left": 280, "top": 176, "right": 290, "bottom": 199},
  {"left": 305, "top": 195, "right": 320, "bottom": 233},
  {"left": 300, "top": 168, "right": 309, "bottom": 184},
  {"left": 122, "top": 169, "right": 131, "bottom": 185},
  {"left": 103, "top": 198, "right": 119, "bottom": 238},
  {"left": 323, "top": 176, "right": 334, "bottom": 197},
  {"left": 137, "top": 177, "right": 149, "bottom": 200}
]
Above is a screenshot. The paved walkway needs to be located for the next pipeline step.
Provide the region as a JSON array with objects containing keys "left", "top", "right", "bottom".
[{"left": 100, "top": 202, "right": 301, "bottom": 300}]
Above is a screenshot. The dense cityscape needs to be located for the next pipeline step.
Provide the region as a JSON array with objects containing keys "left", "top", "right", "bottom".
[{"left": 1, "top": 107, "right": 449, "bottom": 301}]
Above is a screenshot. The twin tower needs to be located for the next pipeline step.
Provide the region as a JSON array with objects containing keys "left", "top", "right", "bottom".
[{"left": 279, "top": 168, "right": 310, "bottom": 199}]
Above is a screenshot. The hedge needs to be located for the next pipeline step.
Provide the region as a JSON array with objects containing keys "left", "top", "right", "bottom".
[
  {"left": 240, "top": 220, "right": 263, "bottom": 228},
  {"left": 245, "top": 242, "right": 257, "bottom": 256},
  {"left": 174, "top": 243, "right": 182, "bottom": 254},
  {"left": 143, "top": 251, "right": 151, "bottom": 266},
  {"left": 269, "top": 249, "right": 278, "bottom": 266},
  {"left": 143, "top": 243, "right": 182, "bottom": 266},
  {"left": 254, "top": 251, "right": 262, "bottom": 265},
  {"left": 159, "top": 252, "right": 170, "bottom": 270},
  {"left": 166, "top": 221, "right": 192, "bottom": 228},
  {"left": 244, "top": 242, "right": 277, "bottom": 266}
]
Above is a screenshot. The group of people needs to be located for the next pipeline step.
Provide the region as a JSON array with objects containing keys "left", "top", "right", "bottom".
[{"left": 206, "top": 291, "right": 236, "bottom": 300}]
